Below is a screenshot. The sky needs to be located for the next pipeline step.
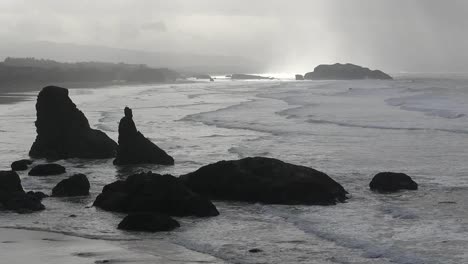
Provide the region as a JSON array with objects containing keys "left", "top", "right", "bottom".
[{"left": 0, "top": 0, "right": 467, "bottom": 73}]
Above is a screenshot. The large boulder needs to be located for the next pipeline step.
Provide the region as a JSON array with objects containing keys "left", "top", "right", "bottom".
[
  {"left": 11, "top": 159, "right": 33, "bottom": 171},
  {"left": 295, "top": 74, "right": 304, "bottom": 80},
  {"left": 52, "top": 174, "right": 90, "bottom": 197},
  {"left": 29, "top": 86, "right": 117, "bottom": 159},
  {"left": 304, "top": 63, "right": 392, "bottom": 80},
  {"left": 0, "top": 171, "right": 45, "bottom": 212},
  {"left": 93, "top": 172, "right": 218, "bottom": 217},
  {"left": 113, "top": 107, "right": 174, "bottom": 165},
  {"left": 369, "top": 172, "right": 418, "bottom": 193},
  {"left": 118, "top": 213, "right": 180, "bottom": 232},
  {"left": 180, "top": 157, "right": 348, "bottom": 205},
  {"left": 28, "top": 163, "right": 66, "bottom": 176}
]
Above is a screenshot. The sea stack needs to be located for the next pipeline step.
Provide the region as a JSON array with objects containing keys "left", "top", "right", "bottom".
[
  {"left": 113, "top": 107, "right": 174, "bottom": 165},
  {"left": 29, "top": 86, "right": 117, "bottom": 159}
]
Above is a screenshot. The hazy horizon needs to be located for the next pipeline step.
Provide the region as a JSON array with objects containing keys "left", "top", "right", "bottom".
[{"left": 1, "top": 0, "right": 468, "bottom": 73}]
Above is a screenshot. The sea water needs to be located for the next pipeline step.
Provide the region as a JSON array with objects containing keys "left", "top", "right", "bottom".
[{"left": 0, "top": 77, "right": 467, "bottom": 263}]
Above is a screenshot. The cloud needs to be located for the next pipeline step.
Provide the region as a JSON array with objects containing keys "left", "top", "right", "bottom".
[{"left": 141, "top": 21, "right": 167, "bottom": 32}]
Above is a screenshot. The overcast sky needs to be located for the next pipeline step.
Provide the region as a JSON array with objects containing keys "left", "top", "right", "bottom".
[{"left": 0, "top": 0, "right": 467, "bottom": 72}]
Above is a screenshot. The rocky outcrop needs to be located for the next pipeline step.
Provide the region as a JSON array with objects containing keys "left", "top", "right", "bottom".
[
  {"left": 369, "top": 172, "right": 418, "bottom": 193},
  {"left": 230, "top": 74, "right": 273, "bottom": 80},
  {"left": 11, "top": 159, "right": 33, "bottom": 171},
  {"left": 52, "top": 174, "right": 90, "bottom": 197},
  {"left": 93, "top": 172, "right": 219, "bottom": 217},
  {"left": 28, "top": 164, "right": 66, "bottom": 176},
  {"left": 118, "top": 213, "right": 180, "bottom": 232},
  {"left": 29, "top": 86, "right": 117, "bottom": 159},
  {"left": 113, "top": 107, "right": 174, "bottom": 165},
  {"left": 304, "top": 63, "right": 392, "bottom": 80},
  {"left": 180, "top": 157, "right": 348, "bottom": 205},
  {"left": 0, "top": 171, "right": 45, "bottom": 212},
  {"left": 295, "top": 74, "right": 304, "bottom": 80}
]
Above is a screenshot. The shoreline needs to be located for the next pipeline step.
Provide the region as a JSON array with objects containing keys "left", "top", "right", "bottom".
[
  {"left": 0, "top": 227, "right": 224, "bottom": 264},
  {"left": 0, "top": 80, "right": 198, "bottom": 106}
]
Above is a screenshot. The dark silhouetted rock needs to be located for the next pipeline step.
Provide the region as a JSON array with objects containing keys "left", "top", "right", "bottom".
[
  {"left": 26, "top": 191, "right": 48, "bottom": 200},
  {"left": 0, "top": 171, "right": 45, "bottom": 212},
  {"left": 249, "top": 248, "right": 263, "bottom": 253},
  {"left": 28, "top": 163, "right": 66, "bottom": 176},
  {"left": 118, "top": 213, "right": 180, "bottom": 232},
  {"left": 11, "top": 159, "right": 33, "bottom": 171},
  {"left": 295, "top": 74, "right": 304, "bottom": 80},
  {"left": 304, "top": 63, "right": 392, "bottom": 80},
  {"left": 29, "top": 86, "right": 117, "bottom": 159},
  {"left": 94, "top": 172, "right": 218, "bottom": 217},
  {"left": 369, "top": 172, "right": 418, "bottom": 193},
  {"left": 113, "top": 107, "right": 174, "bottom": 165},
  {"left": 0, "top": 171, "right": 24, "bottom": 194},
  {"left": 52, "top": 174, "right": 90, "bottom": 197},
  {"left": 180, "top": 157, "right": 348, "bottom": 205},
  {"left": 230, "top": 74, "right": 273, "bottom": 80},
  {"left": 3, "top": 193, "right": 45, "bottom": 212}
]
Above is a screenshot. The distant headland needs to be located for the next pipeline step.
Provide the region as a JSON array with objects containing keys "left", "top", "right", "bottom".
[{"left": 303, "top": 63, "right": 392, "bottom": 80}]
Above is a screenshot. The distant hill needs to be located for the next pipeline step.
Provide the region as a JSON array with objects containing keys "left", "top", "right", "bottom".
[
  {"left": 0, "top": 41, "right": 263, "bottom": 75},
  {"left": 0, "top": 57, "right": 179, "bottom": 92}
]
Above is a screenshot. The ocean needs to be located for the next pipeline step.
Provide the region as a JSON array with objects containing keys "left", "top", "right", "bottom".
[{"left": 0, "top": 76, "right": 467, "bottom": 263}]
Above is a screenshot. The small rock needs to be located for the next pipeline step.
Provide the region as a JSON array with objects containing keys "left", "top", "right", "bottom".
[
  {"left": 249, "top": 248, "right": 262, "bottom": 253},
  {"left": 369, "top": 172, "right": 418, "bottom": 193},
  {"left": 28, "top": 164, "right": 66, "bottom": 176},
  {"left": 52, "top": 174, "right": 90, "bottom": 197},
  {"left": 11, "top": 159, "right": 33, "bottom": 171},
  {"left": 295, "top": 74, "right": 304, "bottom": 80},
  {"left": 26, "top": 191, "right": 48, "bottom": 200},
  {"left": 118, "top": 213, "right": 180, "bottom": 232}
]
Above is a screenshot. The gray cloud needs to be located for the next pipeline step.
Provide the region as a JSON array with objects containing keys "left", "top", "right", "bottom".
[
  {"left": 0, "top": 0, "right": 467, "bottom": 73},
  {"left": 141, "top": 21, "right": 167, "bottom": 32}
]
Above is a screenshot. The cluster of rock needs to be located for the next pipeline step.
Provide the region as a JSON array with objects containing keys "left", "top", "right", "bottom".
[
  {"left": 369, "top": 172, "right": 418, "bottom": 192},
  {"left": 28, "top": 86, "right": 174, "bottom": 166},
  {"left": 1, "top": 85, "right": 420, "bottom": 233},
  {"left": 300, "top": 63, "right": 392, "bottom": 80}
]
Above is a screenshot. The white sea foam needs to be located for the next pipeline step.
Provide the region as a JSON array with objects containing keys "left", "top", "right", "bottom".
[{"left": 1, "top": 78, "right": 468, "bottom": 263}]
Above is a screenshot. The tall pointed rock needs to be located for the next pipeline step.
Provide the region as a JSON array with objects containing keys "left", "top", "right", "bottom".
[
  {"left": 29, "top": 86, "right": 117, "bottom": 159},
  {"left": 113, "top": 107, "right": 174, "bottom": 165}
]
